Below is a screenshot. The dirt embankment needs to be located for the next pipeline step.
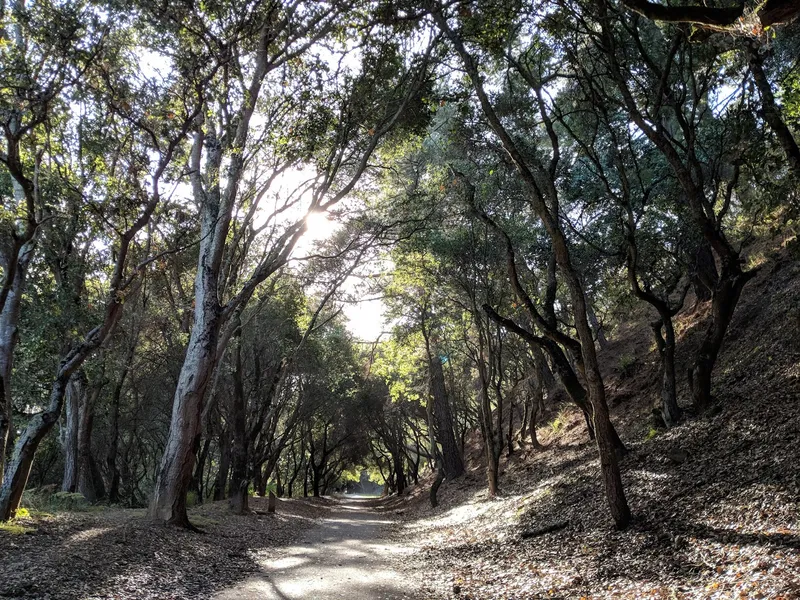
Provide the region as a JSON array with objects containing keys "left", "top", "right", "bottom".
[{"left": 391, "top": 242, "right": 800, "bottom": 599}]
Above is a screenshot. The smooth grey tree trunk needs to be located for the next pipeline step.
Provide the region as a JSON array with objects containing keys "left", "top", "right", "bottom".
[
  {"left": 148, "top": 138, "right": 225, "bottom": 525},
  {"left": 0, "top": 232, "right": 35, "bottom": 485}
]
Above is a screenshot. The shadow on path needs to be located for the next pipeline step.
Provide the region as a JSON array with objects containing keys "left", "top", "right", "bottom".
[{"left": 214, "top": 498, "right": 418, "bottom": 600}]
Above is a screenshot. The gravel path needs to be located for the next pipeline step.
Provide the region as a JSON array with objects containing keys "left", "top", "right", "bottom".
[{"left": 214, "top": 498, "right": 420, "bottom": 600}]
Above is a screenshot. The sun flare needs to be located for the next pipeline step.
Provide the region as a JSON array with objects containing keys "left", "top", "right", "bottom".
[{"left": 304, "top": 210, "right": 338, "bottom": 243}]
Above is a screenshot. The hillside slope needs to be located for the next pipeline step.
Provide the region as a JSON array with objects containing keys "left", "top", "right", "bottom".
[{"left": 394, "top": 236, "right": 800, "bottom": 599}]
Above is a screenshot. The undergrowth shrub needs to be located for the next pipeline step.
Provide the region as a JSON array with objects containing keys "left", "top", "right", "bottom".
[
  {"left": 618, "top": 353, "right": 638, "bottom": 378},
  {"left": 21, "top": 486, "right": 89, "bottom": 512}
]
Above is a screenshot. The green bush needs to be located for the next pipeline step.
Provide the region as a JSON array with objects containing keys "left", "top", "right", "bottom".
[
  {"left": 51, "top": 492, "right": 90, "bottom": 511},
  {"left": 21, "top": 486, "right": 89, "bottom": 512}
]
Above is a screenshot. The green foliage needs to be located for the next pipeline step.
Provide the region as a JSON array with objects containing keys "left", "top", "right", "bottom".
[
  {"left": 618, "top": 354, "right": 638, "bottom": 378},
  {"left": 338, "top": 467, "right": 363, "bottom": 483},
  {"left": 0, "top": 522, "right": 34, "bottom": 535},
  {"left": 20, "top": 488, "right": 89, "bottom": 513},
  {"left": 51, "top": 492, "right": 90, "bottom": 511}
]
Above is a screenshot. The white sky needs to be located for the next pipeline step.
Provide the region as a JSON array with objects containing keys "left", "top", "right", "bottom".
[{"left": 298, "top": 210, "right": 388, "bottom": 342}]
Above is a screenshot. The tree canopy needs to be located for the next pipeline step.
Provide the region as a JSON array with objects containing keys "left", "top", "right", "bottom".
[{"left": 1, "top": 0, "right": 797, "bottom": 540}]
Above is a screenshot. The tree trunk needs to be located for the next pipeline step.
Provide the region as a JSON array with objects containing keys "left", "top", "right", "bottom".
[
  {"left": 507, "top": 396, "right": 515, "bottom": 456},
  {"left": 190, "top": 437, "right": 211, "bottom": 503},
  {"left": 77, "top": 383, "right": 103, "bottom": 503},
  {"left": 228, "top": 337, "right": 249, "bottom": 514},
  {"left": 429, "top": 466, "right": 445, "bottom": 508},
  {"left": 149, "top": 230, "right": 222, "bottom": 525},
  {"left": 0, "top": 205, "right": 36, "bottom": 485},
  {"left": 254, "top": 464, "right": 266, "bottom": 497},
  {"left": 541, "top": 340, "right": 597, "bottom": 440},
  {"left": 105, "top": 375, "right": 125, "bottom": 503},
  {"left": 747, "top": 43, "right": 800, "bottom": 179},
  {"left": 527, "top": 367, "right": 546, "bottom": 450},
  {"left": 520, "top": 397, "right": 530, "bottom": 444},
  {"left": 213, "top": 429, "right": 231, "bottom": 502},
  {"left": 653, "top": 317, "right": 681, "bottom": 427},
  {"left": 689, "top": 265, "right": 755, "bottom": 409},
  {"left": 312, "top": 466, "right": 322, "bottom": 498},
  {"left": 0, "top": 372, "right": 71, "bottom": 520},
  {"left": 61, "top": 375, "right": 82, "bottom": 493},
  {"left": 535, "top": 346, "right": 556, "bottom": 393},
  {"left": 588, "top": 379, "right": 631, "bottom": 529},
  {"left": 392, "top": 429, "right": 406, "bottom": 495},
  {"left": 425, "top": 392, "right": 436, "bottom": 471},
  {"left": 428, "top": 355, "right": 465, "bottom": 479},
  {"left": 476, "top": 351, "right": 499, "bottom": 496},
  {"left": 587, "top": 302, "right": 608, "bottom": 349},
  {"left": 691, "top": 240, "right": 717, "bottom": 304},
  {"left": 410, "top": 446, "right": 420, "bottom": 484}
]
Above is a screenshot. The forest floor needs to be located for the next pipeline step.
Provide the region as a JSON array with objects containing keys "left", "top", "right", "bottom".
[
  {"left": 0, "top": 495, "right": 427, "bottom": 600},
  {"left": 389, "top": 238, "right": 800, "bottom": 599},
  {"left": 0, "top": 496, "right": 333, "bottom": 599},
  {"left": 3, "top": 238, "right": 798, "bottom": 600}
]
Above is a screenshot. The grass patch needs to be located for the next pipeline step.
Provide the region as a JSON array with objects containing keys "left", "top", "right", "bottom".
[
  {"left": 0, "top": 521, "right": 34, "bottom": 535},
  {"left": 548, "top": 405, "right": 572, "bottom": 435}
]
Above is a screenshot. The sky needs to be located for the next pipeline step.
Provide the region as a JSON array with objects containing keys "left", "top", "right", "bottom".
[
  {"left": 138, "top": 41, "right": 387, "bottom": 343},
  {"left": 296, "top": 210, "right": 388, "bottom": 343}
]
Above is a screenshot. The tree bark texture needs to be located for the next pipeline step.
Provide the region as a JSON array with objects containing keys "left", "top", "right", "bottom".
[
  {"left": 149, "top": 142, "right": 226, "bottom": 524},
  {"left": 689, "top": 265, "right": 755, "bottom": 409},
  {"left": 61, "top": 375, "right": 83, "bottom": 493},
  {"left": 228, "top": 336, "right": 249, "bottom": 514},
  {"left": 429, "top": 355, "right": 465, "bottom": 480},
  {"left": 0, "top": 239, "right": 34, "bottom": 485},
  {"left": 653, "top": 318, "right": 681, "bottom": 427}
]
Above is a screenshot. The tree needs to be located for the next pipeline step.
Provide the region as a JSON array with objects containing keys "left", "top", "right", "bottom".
[
  {"left": 0, "top": 0, "right": 208, "bottom": 520},
  {"left": 427, "top": 2, "right": 631, "bottom": 526},
  {"left": 148, "top": 1, "right": 436, "bottom": 526},
  {"left": 581, "top": 1, "right": 760, "bottom": 409}
]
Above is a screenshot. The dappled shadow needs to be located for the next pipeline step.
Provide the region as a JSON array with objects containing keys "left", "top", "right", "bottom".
[
  {"left": 0, "top": 495, "right": 416, "bottom": 599},
  {"left": 214, "top": 498, "right": 417, "bottom": 599},
  {"left": 0, "top": 496, "right": 327, "bottom": 599},
  {"left": 410, "top": 248, "right": 800, "bottom": 598}
]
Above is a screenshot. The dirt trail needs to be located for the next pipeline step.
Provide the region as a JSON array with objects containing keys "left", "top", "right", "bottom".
[{"left": 214, "top": 497, "right": 420, "bottom": 600}]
